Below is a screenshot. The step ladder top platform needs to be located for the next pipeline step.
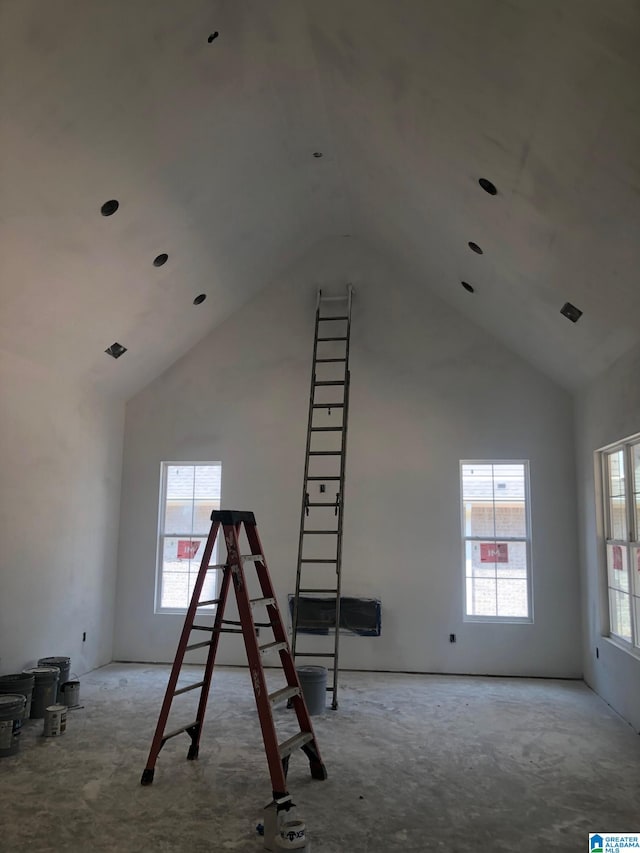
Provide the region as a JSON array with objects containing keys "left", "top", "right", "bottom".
[{"left": 210, "top": 509, "right": 256, "bottom": 524}]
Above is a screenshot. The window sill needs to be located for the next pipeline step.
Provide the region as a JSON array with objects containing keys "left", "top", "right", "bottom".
[
  {"left": 464, "top": 616, "right": 533, "bottom": 625},
  {"left": 602, "top": 634, "right": 640, "bottom": 662}
]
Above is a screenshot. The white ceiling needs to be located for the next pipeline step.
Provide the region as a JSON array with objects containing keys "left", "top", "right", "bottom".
[{"left": 2, "top": 0, "right": 640, "bottom": 396}]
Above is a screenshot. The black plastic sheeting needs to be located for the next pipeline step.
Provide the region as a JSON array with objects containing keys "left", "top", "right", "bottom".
[{"left": 288, "top": 595, "right": 381, "bottom": 637}]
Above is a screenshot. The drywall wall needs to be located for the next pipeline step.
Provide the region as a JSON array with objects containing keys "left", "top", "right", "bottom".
[
  {"left": 115, "top": 236, "right": 581, "bottom": 677},
  {"left": 576, "top": 343, "right": 640, "bottom": 731},
  {"left": 0, "top": 350, "right": 124, "bottom": 675}
]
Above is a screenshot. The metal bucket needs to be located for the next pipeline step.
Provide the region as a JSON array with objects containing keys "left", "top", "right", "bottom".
[{"left": 61, "top": 680, "right": 80, "bottom": 707}]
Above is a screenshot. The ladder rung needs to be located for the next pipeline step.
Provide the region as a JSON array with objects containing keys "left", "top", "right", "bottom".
[
  {"left": 314, "top": 381, "right": 345, "bottom": 386},
  {"left": 310, "top": 427, "right": 344, "bottom": 432},
  {"left": 307, "top": 502, "right": 340, "bottom": 507},
  {"left": 308, "top": 451, "right": 342, "bottom": 456},
  {"left": 185, "top": 641, "right": 212, "bottom": 651},
  {"left": 208, "top": 564, "right": 227, "bottom": 570},
  {"left": 241, "top": 554, "right": 264, "bottom": 562},
  {"left": 298, "top": 588, "right": 338, "bottom": 593},
  {"left": 306, "top": 476, "right": 341, "bottom": 480},
  {"left": 302, "top": 530, "right": 338, "bottom": 535},
  {"left": 259, "top": 641, "right": 288, "bottom": 656},
  {"left": 294, "top": 652, "right": 336, "bottom": 658},
  {"left": 318, "top": 315, "right": 348, "bottom": 321},
  {"left": 312, "top": 403, "right": 344, "bottom": 409},
  {"left": 278, "top": 731, "right": 313, "bottom": 759},
  {"left": 300, "top": 559, "right": 337, "bottom": 563},
  {"left": 173, "top": 681, "right": 205, "bottom": 696},
  {"left": 250, "top": 596, "right": 275, "bottom": 607},
  {"left": 269, "top": 685, "right": 301, "bottom": 705},
  {"left": 162, "top": 721, "right": 199, "bottom": 741},
  {"left": 191, "top": 624, "right": 214, "bottom": 632},
  {"left": 315, "top": 358, "right": 346, "bottom": 363},
  {"left": 317, "top": 337, "right": 347, "bottom": 341},
  {"left": 197, "top": 599, "right": 220, "bottom": 607}
]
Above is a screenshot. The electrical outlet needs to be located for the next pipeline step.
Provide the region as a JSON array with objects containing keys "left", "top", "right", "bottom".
[{"left": 449, "top": 633, "right": 456, "bottom": 643}]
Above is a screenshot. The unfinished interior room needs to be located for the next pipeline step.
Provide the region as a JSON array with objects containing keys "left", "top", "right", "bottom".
[{"left": 1, "top": 1, "right": 640, "bottom": 851}]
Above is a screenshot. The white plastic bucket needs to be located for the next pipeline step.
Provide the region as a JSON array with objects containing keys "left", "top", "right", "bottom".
[
  {"left": 275, "top": 820, "right": 307, "bottom": 850},
  {"left": 43, "top": 704, "right": 67, "bottom": 737}
]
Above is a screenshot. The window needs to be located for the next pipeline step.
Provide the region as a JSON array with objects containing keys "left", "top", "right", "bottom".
[
  {"left": 601, "top": 437, "right": 640, "bottom": 649},
  {"left": 460, "top": 461, "right": 532, "bottom": 621},
  {"left": 155, "top": 463, "right": 222, "bottom": 613}
]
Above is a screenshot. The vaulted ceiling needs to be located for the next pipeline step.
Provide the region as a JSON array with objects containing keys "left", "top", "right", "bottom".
[{"left": 2, "top": 0, "right": 640, "bottom": 396}]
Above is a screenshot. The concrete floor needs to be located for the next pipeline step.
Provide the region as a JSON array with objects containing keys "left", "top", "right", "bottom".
[{"left": 1, "top": 663, "right": 639, "bottom": 852}]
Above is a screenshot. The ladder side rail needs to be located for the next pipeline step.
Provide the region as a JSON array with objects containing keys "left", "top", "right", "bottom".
[
  {"left": 142, "top": 521, "right": 221, "bottom": 776},
  {"left": 245, "top": 523, "right": 326, "bottom": 780},
  {"left": 189, "top": 561, "right": 234, "bottom": 758},
  {"left": 226, "top": 523, "right": 289, "bottom": 798},
  {"left": 332, "top": 285, "right": 353, "bottom": 708},
  {"left": 291, "top": 293, "right": 322, "bottom": 657}
]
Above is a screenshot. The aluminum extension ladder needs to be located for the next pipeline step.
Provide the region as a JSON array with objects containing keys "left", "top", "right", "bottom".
[
  {"left": 291, "top": 285, "right": 353, "bottom": 710},
  {"left": 141, "top": 510, "right": 327, "bottom": 803}
]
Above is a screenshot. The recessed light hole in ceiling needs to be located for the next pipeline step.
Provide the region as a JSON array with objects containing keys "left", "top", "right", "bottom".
[
  {"left": 101, "top": 199, "right": 119, "bottom": 216},
  {"left": 105, "top": 342, "right": 127, "bottom": 359},
  {"left": 478, "top": 178, "right": 497, "bottom": 195},
  {"left": 193, "top": 294, "right": 207, "bottom": 305},
  {"left": 208, "top": 32, "right": 219, "bottom": 43},
  {"left": 560, "top": 302, "right": 583, "bottom": 323},
  {"left": 153, "top": 253, "right": 168, "bottom": 267},
  {"left": 461, "top": 281, "right": 475, "bottom": 293},
  {"left": 468, "top": 242, "right": 483, "bottom": 254},
  {"left": 313, "top": 152, "right": 323, "bottom": 158}
]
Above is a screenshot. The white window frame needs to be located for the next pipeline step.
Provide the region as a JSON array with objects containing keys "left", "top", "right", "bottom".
[
  {"left": 599, "top": 435, "right": 640, "bottom": 654},
  {"left": 460, "top": 460, "right": 533, "bottom": 623},
  {"left": 155, "top": 461, "right": 222, "bottom": 615}
]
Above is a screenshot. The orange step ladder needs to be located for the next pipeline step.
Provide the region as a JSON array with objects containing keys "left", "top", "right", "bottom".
[{"left": 141, "top": 510, "right": 327, "bottom": 802}]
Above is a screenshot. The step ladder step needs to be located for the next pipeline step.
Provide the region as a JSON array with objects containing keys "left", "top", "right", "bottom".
[
  {"left": 250, "top": 596, "right": 275, "bottom": 607},
  {"left": 173, "top": 680, "right": 205, "bottom": 696},
  {"left": 313, "top": 380, "right": 345, "bottom": 386},
  {"left": 185, "top": 640, "right": 213, "bottom": 652},
  {"left": 307, "top": 501, "right": 341, "bottom": 507},
  {"left": 300, "top": 559, "right": 337, "bottom": 563},
  {"left": 162, "top": 721, "right": 199, "bottom": 742},
  {"left": 318, "top": 315, "right": 348, "bottom": 321},
  {"left": 294, "top": 652, "right": 336, "bottom": 658},
  {"left": 259, "top": 640, "right": 288, "bottom": 656},
  {"left": 312, "top": 403, "right": 344, "bottom": 409},
  {"left": 278, "top": 731, "right": 313, "bottom": 759},
  {"left": 197, "top": 599, "right": 221, "bottom": 607},
  {"left": 317, "top": 336, "right": 347, "bottom": 341},
  {"left": 315, "top": 358, "right": 346, "bottom": 363},
  {"left": 306, "top": 476, "right": 341, "bottom": 481},
  {"left": 269, "top": 685, "right": 301, "bottom": 705},
  {"left": 302, "top": 530, "right": 338, "bottom": 535},
  {"left": 308, "top": 451, "right": 342, "bottom": 456},
  {"left": 298, "top": 588, "right": 338, "bottom": 594},
  {"left": 191, "top": 624, "right": 214, "bottom": 632},
  {"left": 310, "top": 427, "right": 344, "bottom": 432}
]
